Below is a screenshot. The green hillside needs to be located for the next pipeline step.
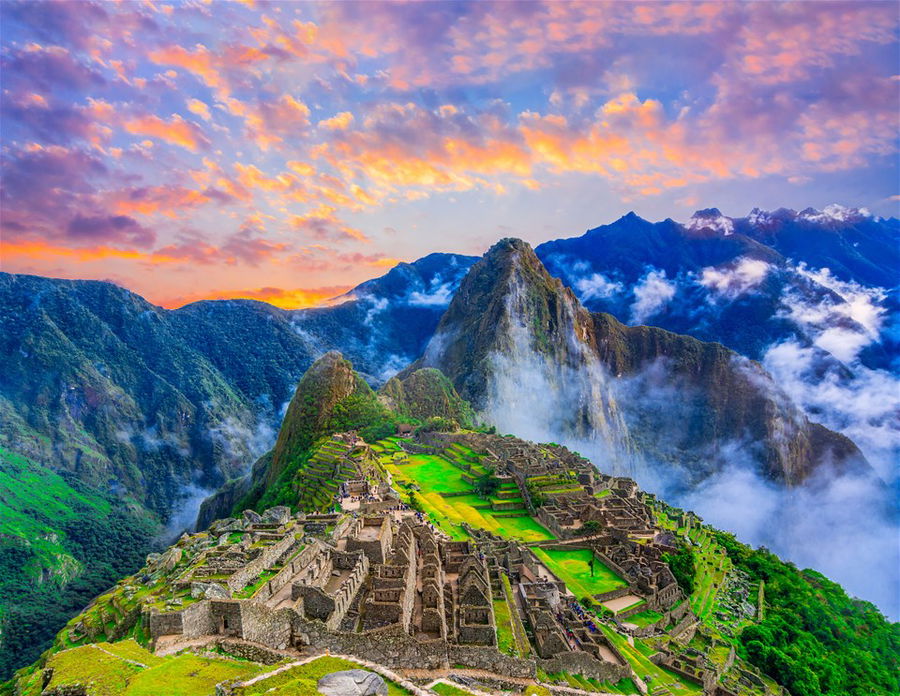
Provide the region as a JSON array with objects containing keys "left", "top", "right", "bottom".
[{"left": 0, "top": 447, "right": 155, "bottom": 680}]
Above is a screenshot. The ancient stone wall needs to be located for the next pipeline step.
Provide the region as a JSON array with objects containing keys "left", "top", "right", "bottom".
[
  {"left": 253, "top": 543, "right": 319, "bottom": 603},
  {"left": 537, "top": 650, "right": 631, "bottom": 682},
  {"left": 227, "top": 536, "right": 295, "bottom": 594},
  {"left": 447, "top": 645, "right": 536, "bottom": 678},
  {"left": 148, "top": 610, "right": 183, "bottom": 638},
  {"left": 239, "top": 601, "right": 293, "bottom": 650}
]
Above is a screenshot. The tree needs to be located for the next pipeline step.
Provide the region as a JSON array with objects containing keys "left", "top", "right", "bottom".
[
  {"left": 662, "top": 542, "right": 696, "bottom": 595},
  {"left": 582, "top": 520, "right": 602, "bottom": 536},
  {"left": 474, "top": 473, "right": 501, "bottom": 499}
]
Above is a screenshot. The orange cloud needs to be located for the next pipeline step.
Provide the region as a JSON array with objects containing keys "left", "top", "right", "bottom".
[
  {"left": 1, "top": 239, "right": 184, "bottom": 264},
  {"left": 148, "top": 44, "right": 227, "bottom": 96},
  {"left": 187, "top": 98, "right": 212, "bottom": 121},
  {"left": 123, "top": 113, "right": 207, "bottom": 151},
  {"left": 161, "top": 284, "right": 352, "bottom": 310},
  {"left": 318, "top": 111, "right": 354, "bottom": 130}
]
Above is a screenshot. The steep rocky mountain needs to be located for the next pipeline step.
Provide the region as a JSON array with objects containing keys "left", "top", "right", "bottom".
[
  {"left": 263, "top": 351, "right": 382, "bottom": 490},
  {"left": 535, "top": 207, "right": 900, "bottom": 369},
  {"left": 410, "top": 238, "right": 867, "bottom": 488},
  {"left": 406, "top": 238, "right": 632, "bottom": 468},
  {"left": 379, "top": 367, "right": 475, "bottom": 428}
]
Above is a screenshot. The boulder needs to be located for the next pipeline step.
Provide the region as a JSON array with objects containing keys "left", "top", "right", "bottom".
[
  {"left": 158, "top": 547, "right": 183, "bottom": 572},
  {"left": 261, "top": 506, "right": 292, "bottom": 525},
  {"left": 317, "top": 670, "right": 388, "bottom": 696},
  {"left": 242, "top": 509, "right": 263, "bottom": 524},
  {"left": 190, "top": 582, "right": 230, "bottom": 599}
]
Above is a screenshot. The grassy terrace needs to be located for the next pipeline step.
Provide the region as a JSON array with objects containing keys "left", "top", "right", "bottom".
[
  {"left": 17, "top": 641, "right": 269, "bottom": 696},
  {"left": 538, "top": 669, "right": 640, "bottom": 694},
  {"left": 383, "top": 448, "right": 554, "bottom": 542},
  {"left": 500, "top": 572, "right": 532, "bottom": 657},
  {"left": 493, "top": 598, "right": 517, "bottom": 656},
  {"left": 687, "top": 527, "right": 731, "bottom": 622},
  {"left": 431, "top": 682, "right": 480, "bottom": 696},
  {"left": 238, "top": 656, "right": 411, "bottom": 695},
  {"left": 531, "top": 548, "right": 627, "bottom": 597},
  {"left": 598, "top": 625, "right": 702, "bottom": 695},
  {"left": 624, "top": 608, "right": 663, "bottom": 628}
]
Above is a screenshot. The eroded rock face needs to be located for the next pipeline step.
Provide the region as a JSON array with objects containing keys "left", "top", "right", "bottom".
[
  {"left": 317, "top": 669, "right": 388, "bottom": 696},
  {"left": 261, "top": 505, "right": 291, "bottom": 525}
]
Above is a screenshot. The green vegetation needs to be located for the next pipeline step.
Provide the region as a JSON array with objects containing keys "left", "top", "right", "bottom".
[
  {"left": 386, "top": 452, "right": 554, "bottom": 542},
  {"left": 537, "top": 669, "right": 640, "bottom": 694},
  {"left": 379, "top": 368, "right": 475, "bottom": 428},
  {"left": 624, "top": 608, "right": 663, "bottom": 628},
  {"left": 662, "top": 539, "right": 696, "bottom": 595},
  {"left": 239, "top": 655, "right": 411, "bottom": 695},
  {"left": 499, "top": 572, "right": 531, "bottom": 657},
  {"left": 531, "top": 547, "right": 627, "bottom": 597},
  {"left": 473, "top": 471, "right": 501, "bottom": 499},
  {"left": 15, "top": 641, "right": 267, "bottom": 696},
  {"left": 0, "top": 448, "right": 156, "bottom": 681},
  {"left": 715, "top": 531, "right": 900, "bottom": 696},
  {"left": 431, "top": 682, "right": 479, "bottom": 696},
  {"left": 686, "top": 527, "right": 730, "bottom": 621},
  {"left": 492, "top": 598, "right": 517, "bottom": 656},
  {"left": 598, "top": 624, "right": 702, "bottom": 695}
]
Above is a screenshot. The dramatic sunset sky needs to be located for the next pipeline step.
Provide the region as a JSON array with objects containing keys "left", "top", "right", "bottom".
[{"left": 1, "top": 1, "right": 898, "bottom": 308}]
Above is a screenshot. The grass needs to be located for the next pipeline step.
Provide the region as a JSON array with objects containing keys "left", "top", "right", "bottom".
[
  {"left": 687, "top": 528, "right": 731, "bottom": 622},
  {"left": 624, "top": 608, "right": 664, "bottom": 628},
  {"left": 32, "top": 642, "right": 268, "bottom": 696},
  {"left": 499, "top": 572, "right": 532, "bottom": 657},
  {"left": 399, "top": 454, "right": 475, "bottom": 493},
  {"left": 239, "top": 656, "right": 412, "bottom": 695},
  {"left": 386, "top": 454, "right": 554, "bottom": 542},
  {"left": 432, "top": 682, "right": 479, "bottom": 696},
  {"left": 598, "top": 624, "right": 702, "bottom": 695},
  {"left": 531, "top": 548, "right": 627, "bottom": 597},
  {"left": 492, "top": 598, "right": 517, "bottom": 656},
  {"left": 124, "top": 654, "right": 264, "bottom": 695}
]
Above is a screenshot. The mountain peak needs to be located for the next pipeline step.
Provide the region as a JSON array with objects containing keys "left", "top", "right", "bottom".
[
  {"left": 686, "top": 208, "right": 734, "bottom": 235},
  {"left": 265, "top": 350, "right": 375, "bottom": 487}
]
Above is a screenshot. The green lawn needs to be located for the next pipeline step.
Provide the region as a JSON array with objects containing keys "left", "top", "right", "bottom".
[
  {"left": 387, "top": 455, "right": 554, "bottom": 542},
  {"left": 493, "top": 598, "right": 518, "bottom": 656},
  {"left": 531, "top": 548, "right": 627, "bottom": 597},
  {"left": 400, "top": 454, "right": 473, "bottom": 492},
  {"left": 30, "top": 643, "right": 268, "bottom": 696},
  {"left": 432, "top": 682, "right": 480, "bottom": 696},
  {"left": 624, "top": 609, "right": 663, "bottom": 628},
  {"left": 240, "top": 656, "right": 411, "bottom": 695}
]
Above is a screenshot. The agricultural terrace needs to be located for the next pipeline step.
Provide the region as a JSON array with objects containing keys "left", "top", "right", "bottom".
[
  {"left": 531, "top": 548, "right": 627, "bottom": 597},
  {"left": 378, "top": 440, "right": 554, "bottom": 543},
  {"left": 537, "top": 668, "right": 641, "bottom": 695},
  {"left": 688, "top": 527, "right": 732, "bottom": 622},
  {"left": 651, "top": 504, "right": 734, "bottom": 626},
  {"left": 598, "top": 625, "right": 703, "bottom": 696},
  {"left": 14, "top": 641, "right": 268, "bottom": 696}
]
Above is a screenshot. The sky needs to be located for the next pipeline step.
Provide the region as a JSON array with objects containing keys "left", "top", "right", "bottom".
[{"left": 1, "top": 0, "right": 898, "bottom": 308}]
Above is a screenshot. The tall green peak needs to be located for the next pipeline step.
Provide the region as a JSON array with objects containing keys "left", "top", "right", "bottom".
[
  {"left": 378, "top": 367, "right": 475, "bottom": 428},
  {"left": 265, "top": 351, "right": 377, "bottom": 489}
]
